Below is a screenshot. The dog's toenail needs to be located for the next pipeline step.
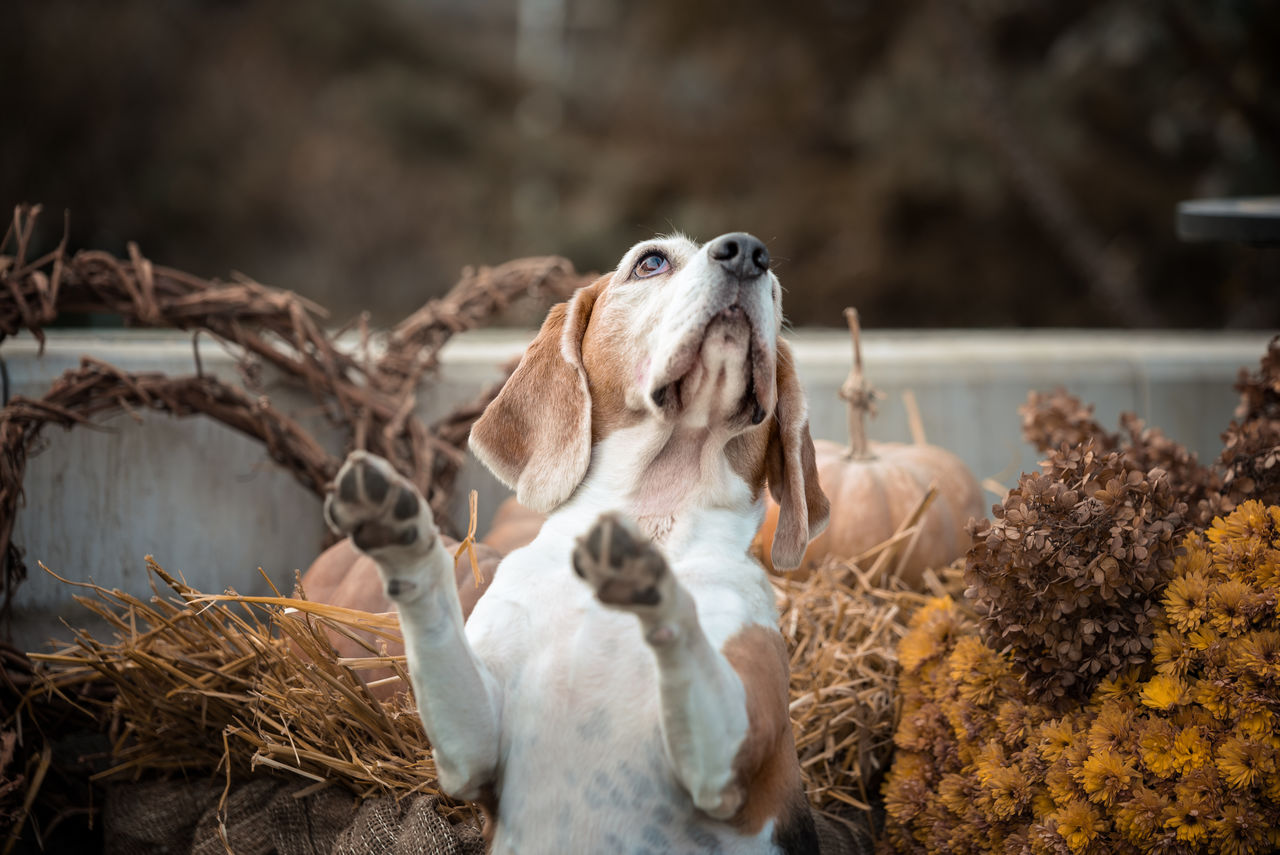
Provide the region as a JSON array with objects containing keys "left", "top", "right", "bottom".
[
  {"left": 386, "top": 579, "right": 416, "bottom": 597},
  {"left": 631, "top": 586, "right": 660, "bottom": 606},
  {"left": 586, "top": 523, "right": 605, "bottom": 559},
  {"left": 751, "top": 400, "right": 767, "bottom": 425},
  {"left": 338, "top": 468, "right": 359, "bottom": 502},
  {"left": 354, "top": 521, "right": 391, "bottom": 551},
  {"left": 362, "top": 466, "right": 389, "bottom": 502},
  {"left": 608, "top": 525, "right": 633, "bottom": 566},
  {"left": 393, "top": 489, "right": 419, "bottom": 520},
  {"left": 651, "top": 385, "right": 670, "bottom": 407}
]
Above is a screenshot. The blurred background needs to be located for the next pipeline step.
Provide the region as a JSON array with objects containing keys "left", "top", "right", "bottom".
[{"left": 3, "top": 0, "right": 1278, "bottom": 330}]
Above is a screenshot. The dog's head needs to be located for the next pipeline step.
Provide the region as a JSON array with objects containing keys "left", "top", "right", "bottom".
[{"left": 470, "top": 233, "right": 828, "bottom": 569}]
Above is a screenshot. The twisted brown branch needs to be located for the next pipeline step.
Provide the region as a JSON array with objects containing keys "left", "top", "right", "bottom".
[{"left": 0, "top": 204, "right": 591, "bottom": 618}]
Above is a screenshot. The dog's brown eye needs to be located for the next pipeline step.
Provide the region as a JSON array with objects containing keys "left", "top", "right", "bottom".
[{"left": 633, "top": 252, "right": 669, "bottom": 279}]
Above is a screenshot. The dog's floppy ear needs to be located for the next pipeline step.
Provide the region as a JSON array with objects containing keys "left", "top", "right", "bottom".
[
  {"left": 470, "top": 280, "right": 602, "bottom": 513},
  {"left": 765, "top": 339, "right": 830, "bottom": 570}
]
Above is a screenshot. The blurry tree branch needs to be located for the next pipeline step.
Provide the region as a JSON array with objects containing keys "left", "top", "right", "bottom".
[
  {"left": 931, "top": 0, "right": 1158, "bottom": 326},
  {"left": 1160, "top": 0, "right": 1280, "bottom": 159}
]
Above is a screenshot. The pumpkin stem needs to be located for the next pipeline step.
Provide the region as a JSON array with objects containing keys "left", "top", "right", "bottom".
[{"left": 838, "top": 307, "right": 879, "bottom": 460}]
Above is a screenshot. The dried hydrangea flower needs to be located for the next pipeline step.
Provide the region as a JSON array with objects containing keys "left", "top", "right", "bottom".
[{"left": 966, "top": 440, "right": 1188, "bottom": 701}]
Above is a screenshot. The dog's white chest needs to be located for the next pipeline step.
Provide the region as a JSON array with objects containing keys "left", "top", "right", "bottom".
[{"left": 464, "top": 554, "right": 777, "bottom": 855}]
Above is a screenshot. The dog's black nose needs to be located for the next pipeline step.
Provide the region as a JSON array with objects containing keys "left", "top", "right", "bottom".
[{"left": 707, "top": 232, "right": 769, "bottom": 280}]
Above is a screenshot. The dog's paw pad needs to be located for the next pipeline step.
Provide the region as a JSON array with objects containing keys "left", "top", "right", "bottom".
[
  {"left": 573, "top": 513, "right": 669, "bottom": 609},
  {"left": 393, "top": 488, "right": 420, "bottom": 521},
  {"left": 326, "top": 452, "right": 431, "bottom": 555}
]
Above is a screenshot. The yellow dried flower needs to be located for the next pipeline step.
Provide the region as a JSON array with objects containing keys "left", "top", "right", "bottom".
[
  {"left": 1052, "top": 799, "right": 1107, "bottom": 853},
  {"left": 937, "top": 772, "right": 972, "bottom": 816},
  {"left": 1112, "top": 785, "right": 1167, "bottom": 846},
  {"left": 1139, "top": 673, "right": 1189, "bottom": 710},
  {"left": 882, "top": 502, "right": 1280, "bottom": 855},
  {"left": 1170, "top": 707, "right": 1216, "bottom": 738},
  {"left": 1078, "top": 747, "right": 1137, "bottom": 806},
  {"left": 1085, "top": 700, "right": 1135, "bottom": 754},
  {"left": 1163, "top": 799, "right": 1211, "bottom": 846},
  {"left": 1138, "top": 718, "right": 1179, "bottom": 778},
  {"left": 951, "top": 636, "right": 1008, "bottom": 706},
  {"left": 1170, "top": 725, "right": 1211, "bottom": 773},
  {"left": 1046, "top": 761, "right": 1081, "bottom": 807},
  {"left": 1093, "top": 667, "right": 1142, "bottom": 702},
  {"left": 1163, "top": 570, "right": 1212, "bottom": 631},
  {"left": 1040, "top": 717, "right": 1076, "bottom": 764},
  {"left": 1216, "top": 734, "right": 1275, "bottom": 789},
  {"left": 995, "top": 699, "right": 1049, "bottom": 747},
  {"left": 982, "top": 763, "right": 1033, "bottom": 820},
  {"left": 1151, "top": 627, "right": 1195, "bottom": 677},
  {"left": 1191, "top": 677, "right": 1231, "bottom": 719},
  {"left": 973, "top": 740, "right": 1006, "bottom": 783},
  {"left": 1237, "top": 629, "right": 1280, "bottom": 681},
  {"left": 1174, "top": 765, "right": 1222, "bottom": 809},
  {"left": 1236, "top": 705, "right": 1276, "bottom": 741},
  {"left": 1209, "top": 578, "right": 1257, "bottom": 636},
  {"left": 1211, "top": 500, "right": 1280, "bottom": 592},
  {"left": 897, "top": 627, "right": 946, "bottom": 676},
  {"left": 1211, "top": 803, "right": 1276, "bottom": 855},
  {"left": 883, "top": 754, "right": 931, "bottom": 824},
  {"left": 898, "top": 597, "right": 959, "bottom": 673},
  {"left": 1188, "top": 624, "right": 1220, "bottom": 651}
]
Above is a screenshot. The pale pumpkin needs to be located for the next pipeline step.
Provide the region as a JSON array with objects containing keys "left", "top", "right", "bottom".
[
  {"left": 298, "top": 534, "right": 502, "bottom": 698},
  {"left": 755, "top": 309, "right": 985, "bottom": 588},
  {"left": 481, "top": 495, "right": 546, "bottom": 555}
]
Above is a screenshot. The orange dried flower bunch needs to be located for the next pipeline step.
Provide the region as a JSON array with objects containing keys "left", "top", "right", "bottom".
[{"left": 883, "top": 501, "right": 1280, "bottom": 855}]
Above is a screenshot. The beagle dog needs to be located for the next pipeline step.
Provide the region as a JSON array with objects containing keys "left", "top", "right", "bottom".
[{"left": 323, "top": 232, "right": 830, "bottom": 853}]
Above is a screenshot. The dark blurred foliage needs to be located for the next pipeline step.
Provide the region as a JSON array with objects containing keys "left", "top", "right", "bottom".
[{"left": 2, "top": 0, "right": 1277, "bottom": 328}]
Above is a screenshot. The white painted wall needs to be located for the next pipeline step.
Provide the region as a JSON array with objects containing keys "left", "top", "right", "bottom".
[{"left": 4, "top": 329, "right": 1271, "bottom": 651}]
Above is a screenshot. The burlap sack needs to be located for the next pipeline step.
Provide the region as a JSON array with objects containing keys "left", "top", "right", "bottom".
[
  {"left": 813, "top": 810, "right": 876, "bottom": 855},
  {"left": 105, "top": 778, "right": 223, "bottom": 855},
  {"left": 268, "top": 786, "right": 360, "bottom": 855},
  {"left": 104, "top": 778, "right": 482, "bottom": 855},
  {"left": 330, "top": 794, "right": 484, "bottom": 855}
]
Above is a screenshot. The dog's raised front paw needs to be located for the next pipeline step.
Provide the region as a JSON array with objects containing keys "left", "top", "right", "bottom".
[
  {"left": 572, "top": 513, "right": 673, "bottom": 611},
  {"left": 324, "top": 451, "right": 436, "bottom": 574}
]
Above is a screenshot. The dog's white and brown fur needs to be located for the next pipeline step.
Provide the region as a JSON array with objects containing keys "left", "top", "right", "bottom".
[{"left": 323, "top": 232, "right": 829, "bottom": 853}]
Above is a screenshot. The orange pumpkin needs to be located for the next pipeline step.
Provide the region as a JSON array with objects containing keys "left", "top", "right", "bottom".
[{"left": 755, "top": 309, "right": 984, "bottom": 587}]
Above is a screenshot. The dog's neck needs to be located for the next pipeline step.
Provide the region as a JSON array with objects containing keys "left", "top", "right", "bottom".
[{"left": 545, "top": 420, "right": 763, "bottom": 555}]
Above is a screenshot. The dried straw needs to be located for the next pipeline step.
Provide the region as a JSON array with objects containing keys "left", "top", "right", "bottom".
[
  {"left": 778, "top": 556, "right": 964, "bottom": 821},
  {"left": 25, "top": 558, "right": 474, "bottom": 825}
]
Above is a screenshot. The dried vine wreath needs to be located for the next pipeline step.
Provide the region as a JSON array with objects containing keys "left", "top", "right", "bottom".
[{"left": 0, "top": 204, "right": 591, "bottom": 617}]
